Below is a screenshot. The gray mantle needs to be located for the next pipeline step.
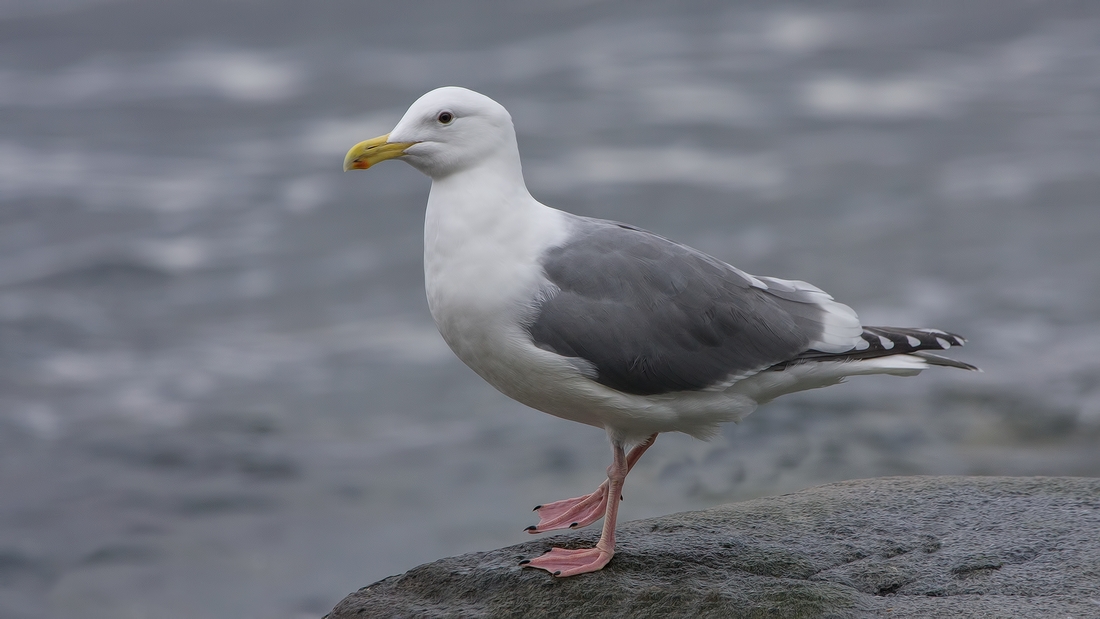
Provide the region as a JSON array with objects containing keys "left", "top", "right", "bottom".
[{"left": 327, "top": 476, "right": 1100, "bottom": 618}]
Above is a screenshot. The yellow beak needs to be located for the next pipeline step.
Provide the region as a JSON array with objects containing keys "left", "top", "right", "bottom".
[{"left": 343, "top": 134, "right": 416, "bottom": 171}]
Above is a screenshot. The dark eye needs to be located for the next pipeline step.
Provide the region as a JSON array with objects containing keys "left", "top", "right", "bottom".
[{"left": 437, "top": 111, "right": 454, "bottom": 124}]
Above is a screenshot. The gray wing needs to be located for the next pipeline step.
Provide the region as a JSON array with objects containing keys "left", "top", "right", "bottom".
[{"left": 526, "top": 218, "right": 837, "bottom": 396}]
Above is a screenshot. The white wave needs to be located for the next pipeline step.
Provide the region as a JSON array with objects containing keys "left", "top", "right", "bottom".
[
  {"left": 0, "top": 141, "right": 246, "bottom": 213},
  {"left": 0, "top": 48, "right": 303, "bottom": 106},
  {"left": 299, "top": 113, "right": 403, "bottom": 157},
  {"left": 802, "top": 76, "right": 956, "bottom": 118}
]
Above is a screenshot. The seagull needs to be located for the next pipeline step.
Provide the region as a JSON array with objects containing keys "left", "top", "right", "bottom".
[{"left": 343, "top": 86, "right": 977, "bottom": 578}]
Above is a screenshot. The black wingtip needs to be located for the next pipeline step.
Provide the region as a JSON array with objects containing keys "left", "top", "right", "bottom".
[{"left": 774, "top": 327, "right": 978, "bottom": 371}]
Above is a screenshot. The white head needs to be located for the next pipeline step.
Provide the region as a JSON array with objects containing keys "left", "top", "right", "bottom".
[{"left": 344, "top": 87, "right": 520, "bottom": 180}]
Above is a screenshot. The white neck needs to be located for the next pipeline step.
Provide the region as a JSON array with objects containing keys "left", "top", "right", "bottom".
[{"left": 425, "top": 149, "right": 534, "bottom": 254}]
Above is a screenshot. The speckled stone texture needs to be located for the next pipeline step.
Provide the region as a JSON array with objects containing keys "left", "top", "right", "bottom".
[{"left": 326, "top": 476, "right": 1100, "bottom": 619}]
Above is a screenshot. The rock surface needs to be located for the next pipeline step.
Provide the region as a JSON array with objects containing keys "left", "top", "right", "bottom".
[{"left": 327, "top": 476, "right": 1100, "bottom": 618}]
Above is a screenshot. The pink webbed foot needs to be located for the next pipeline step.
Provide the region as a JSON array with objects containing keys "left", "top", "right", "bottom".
[
  {"left": 525, "top": 433, "right": 657, "bottom": 534},
  {"left": 520, "top": 545, "right": 613, "bottom": 577},
  {"left": 526, "top": 482, "right": 609, "bottom": 533}
]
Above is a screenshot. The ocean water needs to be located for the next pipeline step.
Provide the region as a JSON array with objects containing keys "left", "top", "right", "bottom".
[{"left": 2, "top": 1, "right": 1099, "bottom": 617}]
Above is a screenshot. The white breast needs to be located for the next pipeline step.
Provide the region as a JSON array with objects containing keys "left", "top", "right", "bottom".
[{"left": 422, "top": 171, "right": 573, "bottom": 394}]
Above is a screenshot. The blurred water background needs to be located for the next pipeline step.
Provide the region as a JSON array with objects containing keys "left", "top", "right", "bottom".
[{"left": 2, "top": 1, "right": 1099, "bottom": 617}]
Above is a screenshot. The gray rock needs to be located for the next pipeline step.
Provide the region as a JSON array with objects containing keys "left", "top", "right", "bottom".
[{"left": 326, "top": 476, "right": 1100, "bottom": 618}]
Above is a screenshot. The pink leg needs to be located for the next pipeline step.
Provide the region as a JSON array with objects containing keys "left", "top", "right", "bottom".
[
  {"left": 526, "top": 434, "right": 657, "bottom": 534},
  {"left": 520, "top": 438, "right": 637, "bottom": 577}
]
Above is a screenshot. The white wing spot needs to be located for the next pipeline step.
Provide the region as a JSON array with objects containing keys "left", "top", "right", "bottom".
[
  {"left": 878, "top": 335, "right": 894, "bottom": 350},
  {"left": 855, "top": 338, "right": 870, "bottom": 351},
  {"left": 936, "top": 337, "right": 951, "bottom": 349},
  {"left": 906, "top": 335, "right": 921, "bottom": 347}
]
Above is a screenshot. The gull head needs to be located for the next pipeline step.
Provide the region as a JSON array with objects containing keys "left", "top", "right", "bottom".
[{"left": 344, "top": 86, "right": 518, "bottom": 179}]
